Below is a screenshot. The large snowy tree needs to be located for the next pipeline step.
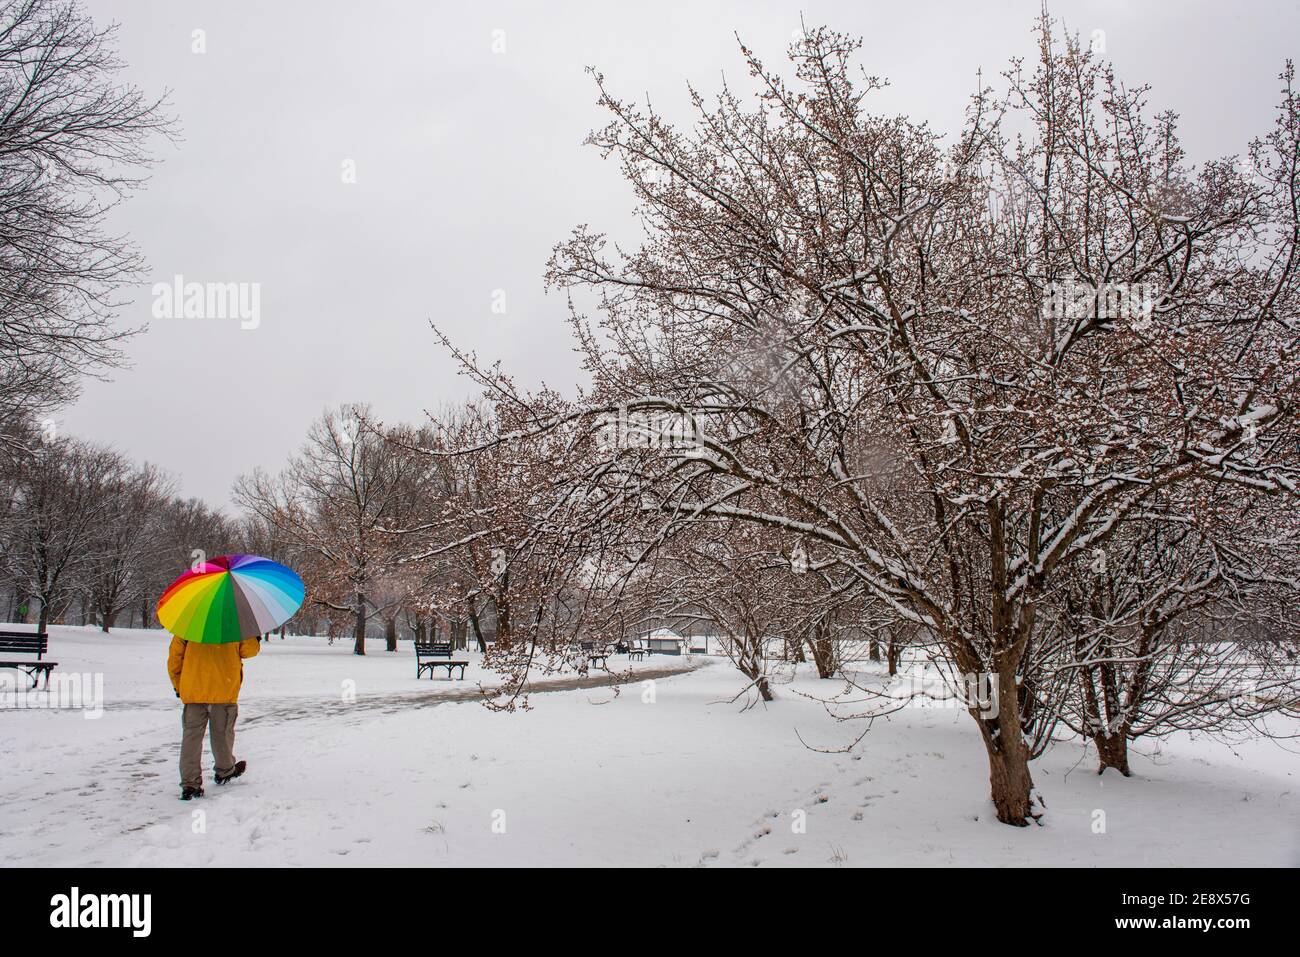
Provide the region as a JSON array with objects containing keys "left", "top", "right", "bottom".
[{"left": 534, "top": 19, "right": 1300, "bottom": 824}]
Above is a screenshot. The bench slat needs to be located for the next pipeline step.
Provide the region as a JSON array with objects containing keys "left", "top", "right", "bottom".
[
  {"left": 414, "top": 642, "right": 455, "bottom": 658},
  {"left": 0, "top": 635, "right": 48, "bottom": 656}
]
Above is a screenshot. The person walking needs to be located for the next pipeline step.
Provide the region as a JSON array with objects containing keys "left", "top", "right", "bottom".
[{"left": 167, "top": 634, "right": 261, "bottom": 800}]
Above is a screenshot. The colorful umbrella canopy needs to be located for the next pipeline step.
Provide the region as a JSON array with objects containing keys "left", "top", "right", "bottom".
[{"left": 157, "top": 554, "right": 304, "bottom": 644}]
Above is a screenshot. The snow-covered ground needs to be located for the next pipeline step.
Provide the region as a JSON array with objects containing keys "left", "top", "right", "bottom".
[{"left": 1, "top": 625, "right": 1296, "bottom": 867}]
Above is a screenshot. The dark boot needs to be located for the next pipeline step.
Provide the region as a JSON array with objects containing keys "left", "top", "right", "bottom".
[
  {"left": 215, "top": 760, "right": 247, "bottom": 785},
  {"left": 180, "top": 786, "right": 204, "bottom": 801}
]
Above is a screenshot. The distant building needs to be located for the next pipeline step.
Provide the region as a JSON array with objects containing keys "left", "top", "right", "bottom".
[
  {"left": 686, "top": 633, "right": 728, "bottom": 655},
  {"left": 644, "top": 628, "right": 686, "bottom": 655}
]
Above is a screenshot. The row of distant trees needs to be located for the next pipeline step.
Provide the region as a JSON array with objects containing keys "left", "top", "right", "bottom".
[
  {"left": 0, "top": 412, "right": 470, "bottom": 645},
  {"left": 0, "top": 425, "right": 249, "bottom": 632},
  {"left": 233, "top": 403, "right": 512, "bottom": 657}
]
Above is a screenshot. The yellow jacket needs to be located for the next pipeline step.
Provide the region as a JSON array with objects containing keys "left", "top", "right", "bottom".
[{"left": 167, "top": 636, "right": 261, "bottom": 704}]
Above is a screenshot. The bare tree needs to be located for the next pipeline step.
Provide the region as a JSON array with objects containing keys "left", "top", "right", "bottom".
[
  {"left": 84, "top": 460, "right": 172, "bottom": 631},
  {"left": 5, "top": 436, "right": 123, "bottom": 630},
  {"left": 0, "top": 0, "right": 172, "bottom": 449},
  {"left": 388, "top": 397, "right": 647, "bottom": 702},
  {"left": 235, "top": 404, "right": 421, "bottom": 655},
  {"left": 1054, "top": 489, "right": 1300, "bottom": 775},
  {"left": 132, "top": 495, "right": 237, "bottom": 628}
]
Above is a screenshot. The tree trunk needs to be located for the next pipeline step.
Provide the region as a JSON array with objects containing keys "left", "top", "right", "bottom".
[
  {"left": 1094, "top": 731, "right": 1132, "bottom": 776},
  {"left": 806, "top": 624, "right": 836, "bottom": 679},
  {"left": 737, "top": 642, "right": 773, "bottom": 701},
  {"left": 37, "top": 600, "right": 50, "bottom": 633},
  {"left": 467, "top": 599, "right": 487, "bottom": 652},
  {"left": 352, "top": 593, "right": 366, "bottom": 656},
  {"left": 977, "top": 664, "right": 1040, "bottom": 826},
  {"left": 984, "top": 735, "right": 1037, "bottom": 826},
  {"left": 101, "top": 609, "right": 117, "bottom": 633},
  {"left": 384, "top": 615, "right": 397, "bottom": 652},
  {"left": 887, "top": 639, "right": 901, "bottom": 676},
  {"left": 495, "top": 592, "right": 510, "bottom": 648}
]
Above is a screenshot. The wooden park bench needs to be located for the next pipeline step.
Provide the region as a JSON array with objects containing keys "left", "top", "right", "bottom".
[
  {"left": 414, "top": 640, "right": 468, "bottom": 680},
  {"left": 0, "top": 630, "right": 57, "bottom": 689},
  {"left": 614, "top": 640, "right": 647, "bottom": 662},
  {"left": 580, "top": 641, "right": 610, "bottom": 668}
]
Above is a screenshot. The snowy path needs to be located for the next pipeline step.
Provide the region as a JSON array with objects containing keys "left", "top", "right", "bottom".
[{"left": 1, "top": 627, "right": 1297, "bottom": 866}]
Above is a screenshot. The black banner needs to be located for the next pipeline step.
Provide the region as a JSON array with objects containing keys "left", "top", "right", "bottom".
[{"left": 0, "top": 867, "right": 1284, "bottom": 944}]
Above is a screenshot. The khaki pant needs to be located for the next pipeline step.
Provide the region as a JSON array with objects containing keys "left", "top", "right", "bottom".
[{"left": 180, "top": 703, "right": 239, "bottom": 789}]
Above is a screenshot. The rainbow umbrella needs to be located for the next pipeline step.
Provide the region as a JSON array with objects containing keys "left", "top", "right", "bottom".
[{"left": 157, "top": 554, "right": 304, "bottom": 644}]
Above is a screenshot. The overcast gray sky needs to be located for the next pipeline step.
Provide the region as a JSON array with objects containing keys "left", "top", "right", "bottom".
[{"left": 67, "top": 0, "right": 1299, "bottom": 508}]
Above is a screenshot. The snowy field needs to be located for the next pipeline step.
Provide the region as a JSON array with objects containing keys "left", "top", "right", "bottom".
[{"left": 1, "top": 625, "right": 1297, "bottom": 867}]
